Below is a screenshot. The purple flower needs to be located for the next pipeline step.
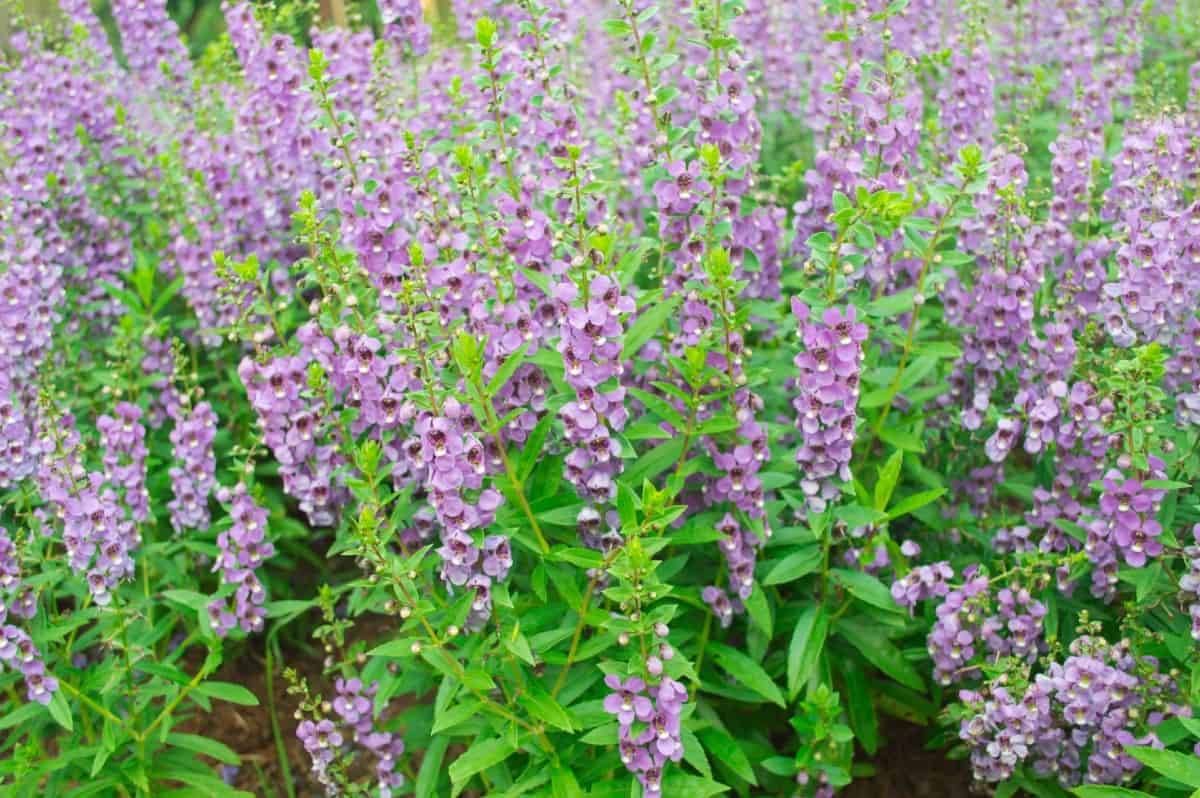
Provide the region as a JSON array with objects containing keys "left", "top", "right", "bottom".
[{"left": 603, "top": 674, "right": 654, "bottom": 726}]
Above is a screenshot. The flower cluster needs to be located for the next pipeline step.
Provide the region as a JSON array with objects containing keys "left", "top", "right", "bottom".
[
  {"left": 959, "top": 636, "right": 1179, "bottom": 787},
  {"left": 97, "top": 402, "right": 151, "bottom": 523},
  {"left": 0, "top": 527, "right": 56, "bottom": 705},
  {"left": 240, "top": 345, "right": 346, "bottom": 527},
  {"left": 556, "top": 276, "right": 633, "bottom": 504},
  {"left": 1181, "top": 524, "right": 1200, "bottom": 641},
  {"left": 330, "top": 677, "right": 407, "bottom": 797},
  {"left": 405, "top": 399, "right": 508, "bottom": 627},
  {"left": 891, "top": 561, "right": 953, "bottom": 609},
  {"left": 603, "top": 674, "right": 688, "bottom": 798},
  {"left": 701, "top": 513, "right": 760, "bottom": 626},
  {"left": 919, "top": 568, "right": 1047, "bottom": 686},
  {"left": 167, "top": 401, "right": 218, "bottom": 534},
  {"left": 790, "top": 300, "right": 867, "bottom": 511},
  {"left": 208, "top": 484, "right": 275, "bottom": 636}
]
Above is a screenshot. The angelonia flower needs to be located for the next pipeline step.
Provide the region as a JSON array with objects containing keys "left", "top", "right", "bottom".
[
  {"left": 96, "top": 402, "right": 151, "bottom": 523},
  {"left": 939, "top": 43, "right": 996, "bottom": 156},
  {"left": 0, "top": 376, "right": 38, "bottom": 491},
  {"left": 1022, "top": 382, "right": 1114, "bottom": 553},
  {"left": 407, "top": 398, "right": 507, "bottom": 628},
  {"left": 378, "top": 0, "right": 433, "bottom": 57},
  {"left": 1180, "top": 524, "right": 1200, "bottom": 641},
  {"left": 140, "top": 334, "right": 177, "bottom": 428},
  {"left": 959, "top": 636, "right": 1179, "bottom": 787},
  {"left": 0, "top": 527, "right": 57, "bottom": 705},
  {"left": 603, "top": 673, "right": 688, "bottom": 798},
  {"left": 35, "top": 412, "right": 138, "bottom": 608},
  {"left": 790, "top": 299, "right": 867, "bottom": 511},
  {"left": 919, "top": 567, "right": 1046, "bottom": 686},
  {"left": 1086, "top": 459, "right": 1168, "bottom": 597},
  {"left": 943, "top": 149, "right": 1044, "bottom": 432},
  {"left": 926, "top": 570, "right": 990, "bottom": 684},
  {"left": 207, "top": 483, "right": 275, "bottom": 636},
  {"left": 295, "top": 717, "right": 344, "bottom": 793},
  {"left": 167, "top": 401, "right": 218, "bottom": 534},
  {"left": 701, "top": 513, "right": 760, "bottom": 626},
  {"left": 109, "top": 0, "right": 190, "bottom": 86},
  {"left": 330, "top": 677, "right": 407, "bottom": 797},
  {"left": 891, "top": 561, "right": 954, "bottom": 609},
  {"left": 239, "top": 342, "right": 347, "bottom": 527},
  {"left": 555, "top": 275, "right": 633, "bottom": 505}
]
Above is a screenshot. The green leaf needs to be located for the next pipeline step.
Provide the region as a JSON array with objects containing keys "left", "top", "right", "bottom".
[
  {"left": 156, "top": 790, "right": 253, "bottom": 798},
  {"left": 48, "top": 690, "right": 74, "bottom": 732},
  {"left": 624, "top": 293, "right": 680, "bottom": 356},
  {"left": 628, "top": 387, "right": 688, "bottom": 429},
  {"left": 680, "top": 724, "right": 712, "bottom": 779},
  {"left": 1142, "top": 479, "right": 1189, "bottom": 490},
  {"left": 833, "top": 504, "right": 888, "bottom": 529},
  {"left": 449, "top": 737, "right": 515, "bottom": 792},
  {"left": 761, "top": 757, "right": 797, "bottom": 777},
  {"left": 761, "top": 546, "right": 821, "bottom": 585},
  {"left": 520, "top": 681, "right": 575, "bottom": 732},
  {"left": 625, "top": 437, "right": 685, "bottom": 486},
  {"left": 697, "top": 727, "right": 757, "bottom": 786},
  {"left": 548, "top": 547, "right": 605, "bottom": 568},
  {"left": 1126, "top": 746, "right": 1200, "bottom": 787},
  {"left": 551, "top": 765, "right": 585, "bottom": 798},
  {"left": 519, "top": 413, "right": 556, "bottom": 481},
  {"left": 368, "top": 639, "right": 419, "bottom": 658},
  {"left": 519, "top": 266, "right": 552, "bottom": 297},
  {"left": 706, "top": 642, "right": 786, "bottom": 708},
  {"left": 155, "top": 783, "right": 253, "bottom": 798},
  {"left": 433, "top": 700, "right": 484, "bottom": 734},
  {"left": 787, "top": 605, "right": 829, "bottom": 699},
  {"left": 537, "top": 503, "right": 587, "bottom": 527},
  {"left": 836, "top": 658, "right": 878, "bottom": 755},
  {"left": 830, "top": 569, "right": 900, "bottom": 613},
  {"left": 416, "top": 736, "right": 451, "bottom": 798},
  {"left": 165, "top": 733, "right": 240, "bottom": 765},
  {"left": 162, "top": 589, "right": 211, "bottom": 612},
  {"left": 100, "top": 281, "right": 144, "bottom": 315},
  {"left": 264, "top": 599, "right": 316, "bottom": 621},
  {"left": 873, "top": 450, "right": 903, "bottom": 510},
  {"left": 878, "top": 425, "right": 925, "bottom": 453},
  {"left": 194, "top": 681, "right": 260, "bottom": 706},
  {"left": 504, "top": 632, "right": 537, "bottom": 666},
  {"left": 1071, "top": 788, "right": 1153, "bottom": 798},
  {"left": 0, "top": 701, "right": 42, "bottom": 731},
  {"left": 1018, "top": 777, "right": 1072, "bottom": 798},
  {"left": 486, "top": 342, "right": 529, "bottom": 395},
  {"left": 659, "top": 772, "right": 730, "bottom": 798},
  {"left": 150, "top": 275, "right": 186, "bottom": 315},
  {"left": 743, "top": 582, "right": 773, "bottom": 639},
  {"left": 886, "top": 488, "right": 946, "bottom": 520},
  {"left": 837, "top": 620, "right": 924, "bottom": 692},
  {"left": 865, "top": 289, "right": 916, "bottom": 318},
  {"left": 579, "top": 723, "right": 619, "bottom": 745}
]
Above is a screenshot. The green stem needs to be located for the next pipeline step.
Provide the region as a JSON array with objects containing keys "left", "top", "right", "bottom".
[
  {"left": 551, "top": 547, "right": 623, "bottom": 699},
  {"left": 466, "top": 375, "right": 550, "bottom": 554},
  {"left": 825, "top": 207, "right": 868, "bottom": 303},
  {"left": 266, "top": 638, "right": 298, "bottom": 798},
  {"left": 143, "top": 656, "right": 215, "bottom": 739},
  {"left": 862, "top": 182, "right": 967, "bottom": 449},
  {"left": 59, "top": 680, "right": 132, "bottom": 733}
]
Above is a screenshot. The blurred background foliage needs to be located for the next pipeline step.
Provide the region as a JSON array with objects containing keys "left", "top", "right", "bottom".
[{"left": 1, "top": 0, "right": 448, "bottom": 57}]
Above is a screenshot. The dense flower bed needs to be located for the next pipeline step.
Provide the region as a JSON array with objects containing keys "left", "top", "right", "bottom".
[{"left": 2, "top": 0, "right": 1200, "bottom": 796}]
